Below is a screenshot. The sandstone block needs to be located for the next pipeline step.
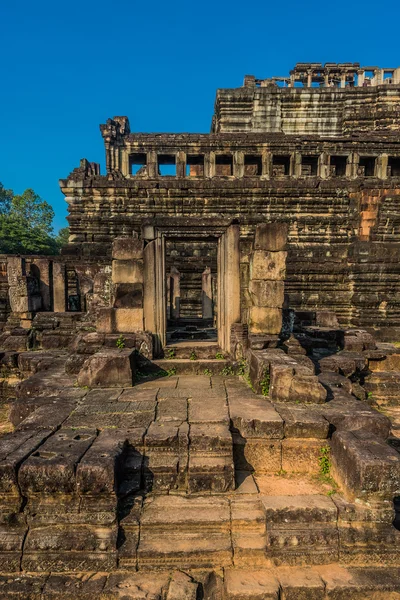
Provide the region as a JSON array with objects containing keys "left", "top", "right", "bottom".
[
  {"left": 112, "top": 237, "right": 143, "bottom": 260},
  {"left": 97, "top": 307, "right": 144, "bottom": 333},
  {"left": 113, "top": 282, "right": 143, "bottom": 308},
  {"left": 250, "top": 250, "right": 287, "bottom": 280},
  {"left": 254, "top": 222, "right": 288, "bottom": 252},
  {"left": 111, "top": 259, "right": 143, "bottom": 284},
  {"left": 282, "top": 440, "right": 326, "bottom": 473},
  {"left": 77, "top": 349, "right": 135, "bottom": 388},
  {"left": 249, "top": 306, "right": 282, "bottom": 335},
  {"left": 331, "top": 429, "right": 400, "bottom": 500},
  {"left": 288, "top": 375, "right": 327, "bottom": 404},
  {"left": 249, "top": 280, "right": 285, "bottom": 308},
  {"left": 224, "top": 569, "right": 280, "bottom": 599}
]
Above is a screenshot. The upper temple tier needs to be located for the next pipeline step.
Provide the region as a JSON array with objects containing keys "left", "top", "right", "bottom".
[{"left": 212, "top": 62, "right": 400, "bottom": 135}]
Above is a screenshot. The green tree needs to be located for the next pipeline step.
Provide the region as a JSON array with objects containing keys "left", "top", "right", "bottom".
[
  {"left": 0, "top": 183, "right": 60, "bottom": 255},
  {"left": 55, "top": 226, "right": 70, "bottom": 249}
]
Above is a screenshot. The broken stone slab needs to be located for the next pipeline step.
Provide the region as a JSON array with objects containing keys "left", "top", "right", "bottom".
[
  {"left": 273, "top": 403, "right": 329, "bottom": 439},
  {"left": 18, "top": 428, "right": 97, "bottom": 495},
  {"left": 0, "top": 523, "right": 28, "bottom": 572},
  {"left": 287, "top": 374, "right": 327, "bottom": 404},
  {"left": 165, "top": 571, "right": 198, "bottom": 600},
  {"left": 331, "top": 429, "right": 400, "bottom": 500},
  {"left": 156, "top": 396, "right": 187, "bottom": 422},
  {"left": 319, "top": 351, "right": 368, "bottom": 377},
  {"left": 319, "top": 398, "right": 391, "bottom": 439},
  {"left": 77, "top": 348, "right": 135, "bottom": 387},
  {"left": 229, "top": 395, "right": 284, "bottom": 439}
]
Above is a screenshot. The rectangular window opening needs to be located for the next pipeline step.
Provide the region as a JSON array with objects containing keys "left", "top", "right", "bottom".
[
  {"left": 215, "top": 154, "right": 233, "bottom": 176},
  {"left": 158, "top": 154, "right": 176, "bottom": 176},
  {"left": 301, "top": 155, "right": 319, "bottom": 176},
  {"left": 330, "top": 156, "right": 347, "bottom": 177},
  {"left": 129, "top": 153, "right": 147, "bottom": 176},
  {"left": 244, "top": 155, "right": 262, "bottom": 176},
  {"left": 388, "top": 157, "right": 400, "bottom": 177},
  {"left": 272, "top": 155, "right": 290, "bottom": 176},
  {"left": 358, "top": 157, "right": 376, "bottom": 177},
  {"left": 186, "top": 154, "right": 204, "bottom": 177}
]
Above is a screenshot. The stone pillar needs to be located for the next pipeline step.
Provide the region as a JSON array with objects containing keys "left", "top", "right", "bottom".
[
  {"left": 347, "top": 152, "right": 359, "bottom": 179},
  {"left": 170, "top": 267, "right": 180, "bottom": 320},
  {"left": 205, "top": 152, "right": 216, "bottom": 178},
  {"left": 202, "top": 266, "right": 213, "bottom": 320},
  {"left": 53, "top": 262, "right": 67, "bottom": 312},
  {"left": 7, "top": 257, "right": 29, "bottom": 313},
  {"left": 143, "top": 239, "right": 157, "bottom": 334},
  {"left": 377, "top": 154, "right": 388, "bottom": 180},
  {"left": 176, "top": 152, "right": 185, "bottom": 178},
  {"left": 307, "top": 71, "right": 312, "bottom": 88},
  {"left": 234, "top": 152, "right": 244, "bottom": 178},
  {"left": 318, "top": 152, "right": 329, "bottom": 179},
  {"left": 357, "top": 70, "right": 365, "bottom": 87},
  {"left": 293, "top": 152, "right": 302, "bottom": 177},
  {"left": 262, "top": 150, "right": 272, "bottom": 179},
  {"left": 147, "top": 151, "right": 158, "bottom": 178},
  {"left": 218, "top": 224, "right": 240, "bottom": 352},
  {"left": 34, "top": 259, "right": 51, "bottom": 311},
  {"left": 248, "top": 223, "right": 288, "bottom": 339},
  {"left": 340, "top": 73, "right": 346, "bottom": 88}
]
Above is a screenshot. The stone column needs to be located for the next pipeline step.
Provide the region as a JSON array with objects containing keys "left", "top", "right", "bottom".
[
  {"left": 357, "top": 70, "right": 365, "bottom": 87},
  {"left": 7, "top": 257, "right": 29, "bottom": 313},
  {"left": 202, "top": 266, "right": 213, "bottom": 320},
  {"left": 176, "top": 152, "right": 185, "bottom": 178},
  {"left": 170, "top": 267, "right": 180, "bottom": 321},
  {"left": 293, "top": 152, "right": 302, "bottom": 177},
  {"left": 34, "top": 259, "right": 51, "bottom": 311},
  {"left": 219, "top": 224, "right": 241, "bottom": 352},
  {"left": 147, "top": 151, "right": 158, "bottom": 178},
  {"left": 248, "top": 223, "right": 288, "bottom": 340},
  {"left": 262, "top": 151, "right": 272, "bottom": 179},
  {"left": 53, "top": 262, "right": 67, "bottom": 312},
  {"left": 340, "top": 73, "right": 346, "bottom": 88},
  {"left": 377, "top": 154, "right": 388, "bottom": 180},
  {"left": 234, "top": 152, "right": 244, "bottom": 178}
]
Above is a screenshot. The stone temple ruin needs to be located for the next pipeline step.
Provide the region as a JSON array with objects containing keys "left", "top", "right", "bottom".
[{"left": 0, "top": 62, "right": 400, "bottom": 597}]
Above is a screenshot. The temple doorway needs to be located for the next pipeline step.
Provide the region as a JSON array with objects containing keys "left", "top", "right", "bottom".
[{"left": 165, "top": 237, "right": 218, "bottom": 343}]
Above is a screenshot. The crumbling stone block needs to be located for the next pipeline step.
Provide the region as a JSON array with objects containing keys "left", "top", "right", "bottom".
[{"left": 77, "top": 349, "right": 135, "bottom": 387}]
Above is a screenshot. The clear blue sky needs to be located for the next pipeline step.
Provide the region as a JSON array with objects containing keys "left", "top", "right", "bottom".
[{"left": 1, "top": 0, "right": 399, "bottom": 232}]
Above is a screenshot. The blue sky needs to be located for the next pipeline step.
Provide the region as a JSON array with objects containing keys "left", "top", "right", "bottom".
[{"left": 1, "top": 0, "right": 399, "bottom": 232}]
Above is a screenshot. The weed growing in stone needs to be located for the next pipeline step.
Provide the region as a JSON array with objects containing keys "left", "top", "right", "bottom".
[
  {"left": 203, "top": 368, "right": 212, "bottom": 376},
  {"left": 165, "top": 348, "right": 176, "bottom": 359},
  {"left": 260, "top": 371, "right": 270, "bottom": 396},
  {"left": 221, "top": 365, "right": 234, "bottom": 376},
  {"left": 116, "top": 334, "right": 126, "bottom": 349},
  {"left": 237, "top": 359, "right": 247, "bottom": 376},
  {"left": 189, "top": 351, "right": 197, "bottom": 361},
  {"left": 166, "top": 367, "right": 177, "bottom": 376},
  {"left": 215, "top": 352, "right": 225, "bottom": 360}
]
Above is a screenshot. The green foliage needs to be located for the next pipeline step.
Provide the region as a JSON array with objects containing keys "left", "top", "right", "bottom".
[
  {"left": 203, "top": 368, "right": 212, "bottom": 376},
  {"left": 116, "top": 335, "right": 126, "bottom": 349},
  {"left": 319, "top": 445, "right": 331, "bottom": 476},
  {"left": 166, "top": 367, "right": 177, "bottom": 376},
  {"left": 55, "top": 227, "right": 70, "bottom": 248},
  {"left": 215, "top": 351, "right": 225, "bottom": 360},
  {"left": 237, "top": 359, "right": 247, "bottom": 376},
  {"left": 165, "top": 348, "right": 176, "bottom": 359},
  {"left": 221, "top": 365, "right": 234, "bottom": 376},
  {"left": 0, "top": 182, "right": 63, "bottom": 255},
  {"left": 260, "top": 370, "right": 270, "bottom": 396},
  {"left": 189, "top": 351, "right": 197, "bottom": 361}
]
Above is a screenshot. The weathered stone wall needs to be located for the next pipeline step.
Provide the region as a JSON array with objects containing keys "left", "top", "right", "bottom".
[{"left": 213, "top": 85, "right": 400, "bottom": 135}]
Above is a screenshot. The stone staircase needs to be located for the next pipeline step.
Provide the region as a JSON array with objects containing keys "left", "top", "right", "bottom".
[{"left": 0, "top": 365, "right": 399, "bottom": 598}]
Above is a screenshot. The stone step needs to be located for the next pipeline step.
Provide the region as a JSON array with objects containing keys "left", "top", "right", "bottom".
[
  {"left": 1, "top": 566, "right": 400, "bottom": 598},
  {"left": 164, "top": 343, "right": 224, "bottom": 360},
  {"left": 364, "top": 371, "right": 400, "bottom": 405},
  {"left": 152, "top": 358, "right": 236, "bottom": 376}
]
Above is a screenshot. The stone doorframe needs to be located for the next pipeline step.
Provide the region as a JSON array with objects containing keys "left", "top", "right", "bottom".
[{"left": 142, "top": 218, "right": 241, "bottom": 356}]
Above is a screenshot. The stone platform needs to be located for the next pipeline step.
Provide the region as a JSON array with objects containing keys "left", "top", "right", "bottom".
[{"left": 0, "top": 360, "right": 400, "bottom": 597}]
